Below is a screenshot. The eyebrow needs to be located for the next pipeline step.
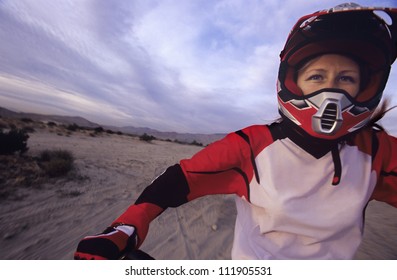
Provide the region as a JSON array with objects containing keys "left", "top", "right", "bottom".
[{"left": 303, "top": 68, "right": 359, "bottom": 74}]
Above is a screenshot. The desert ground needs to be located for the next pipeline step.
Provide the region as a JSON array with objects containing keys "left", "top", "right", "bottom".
[{"left": 0, "top": 122, "right": 396, "bottom": 260}]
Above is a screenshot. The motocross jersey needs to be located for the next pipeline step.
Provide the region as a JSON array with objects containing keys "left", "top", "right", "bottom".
[{"left": 114, "top": 121, "right": 397, "bottom": 259}]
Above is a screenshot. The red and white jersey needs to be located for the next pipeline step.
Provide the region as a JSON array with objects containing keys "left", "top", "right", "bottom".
[{"left": 114, "top": 122, "right": 397, "bottom": 259}]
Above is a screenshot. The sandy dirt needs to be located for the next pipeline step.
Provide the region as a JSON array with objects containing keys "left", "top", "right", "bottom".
[{"left": 0, "top": 128, "right": 396, "bottom": 259}]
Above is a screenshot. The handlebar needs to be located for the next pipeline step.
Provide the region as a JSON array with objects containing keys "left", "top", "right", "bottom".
[{"left": 121, "top": 249, "right": 155, "bottom": 260}]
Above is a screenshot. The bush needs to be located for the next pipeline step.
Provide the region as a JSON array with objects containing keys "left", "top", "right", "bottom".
[
  {"left": 39, "top": 149, "right": 74, "bottom": 177},
  {"left": 139, "top": 133, "right": 156, "bottom": 142},
  {"left": 94, "top": 126, "right": 104, "bottom": 133},
  {"left": 0, "top": 128, "right": 29, "bottom": 155},
  {"left": 22, "top": 126, "right": 35, "bottom": 133},
  {"left": 190, "top": 140, "right": 203, "bottom": 147},
  {"left": 20, "top": 117, "right": 33, "bottom": 123},
  {"left": 66, "top": 123, "right": 80, "bottom": 131}
]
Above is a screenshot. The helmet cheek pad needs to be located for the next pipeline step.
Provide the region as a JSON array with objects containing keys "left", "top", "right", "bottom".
[{"left": 356, "top": 67, "right": 390, "bottom": 103}]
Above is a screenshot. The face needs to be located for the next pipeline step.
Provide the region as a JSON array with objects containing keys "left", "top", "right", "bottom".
[{"left": 296, "top": 54, "right": 361, "bottom": 98}]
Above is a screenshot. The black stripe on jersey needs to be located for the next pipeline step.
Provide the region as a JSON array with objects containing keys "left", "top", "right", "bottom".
[
  {"left": 235, "top": 130, "right": 260, "bottom": 184},
  {"left": 371, "top": 129, "right": 380, "bottom": 162},
  {"left": 268, "top": 121, "right": 287, "bottom": 141},
  {"left": 380, "top": 170, "right": 397, "bottom": 177},
  {"left": 135, "top": 164, "right": 189, "bottom": 208}
]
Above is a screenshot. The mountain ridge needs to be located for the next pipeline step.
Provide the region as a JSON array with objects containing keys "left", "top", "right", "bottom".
[{"left": 0, "top": 107, "right": 225, "bottom": 145}]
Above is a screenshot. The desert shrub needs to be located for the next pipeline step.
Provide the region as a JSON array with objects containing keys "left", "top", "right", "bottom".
[
  {"left": 39, "top": 149, "right": 74, "bottom": 177},
  {"left": 66, "top": 123, "right": 80, "bottom": 131},
  {"left": 94, "top": 126, "right": 104, "bottom": 133},
  {"left": 0, "top": 128, "right": 29, "bottom": 155},
  {"left": 22, "top": 126, "right": 35, "bottom": 133},
  {"left": 20, "top": 117, "right": 33, "bottom": 123},
  {"left": 139, "top": 133, "right": 156, "bottom": 142},
  {"left": 190, "top": 140, "right": 203, "bottom": 147},
  {"left": 47, "top": 121, "right": 57, "bottom": 127}
]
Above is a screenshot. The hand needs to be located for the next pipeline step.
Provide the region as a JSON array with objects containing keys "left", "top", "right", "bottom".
[{"left": 74, "top": 224, "right": 136, "bottom": 260}]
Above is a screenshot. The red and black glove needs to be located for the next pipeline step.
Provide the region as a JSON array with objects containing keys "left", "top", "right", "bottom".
[{"left": 74, "top": 224, "right": 136, "bottom": 260}]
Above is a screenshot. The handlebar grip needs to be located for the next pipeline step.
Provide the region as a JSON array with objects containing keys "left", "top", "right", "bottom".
[{"left": 121, "top": 249, "right": 155, "bottom": 260}]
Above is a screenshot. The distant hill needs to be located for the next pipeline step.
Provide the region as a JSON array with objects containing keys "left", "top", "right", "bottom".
[
  {"left": 119, "top": 126, "right": 225, "bottom": 146},
  {"left": 0, "top": 107, "right": 99, "bottom": 128},
  {"left": 0, "top": 107, "right": 225, "bottom": 145}
]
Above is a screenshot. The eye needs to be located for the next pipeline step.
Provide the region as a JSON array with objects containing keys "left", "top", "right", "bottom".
[
  {"left": 307, "top": 74, "right": 323, "bottom": 81},
  {"left": 339, "top": 75, "right": 357, "bottom": 83}
]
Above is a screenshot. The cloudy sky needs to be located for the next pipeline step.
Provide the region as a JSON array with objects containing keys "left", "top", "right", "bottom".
[{"left": 0, "top": 0, "right": 396, "bottom": 134}]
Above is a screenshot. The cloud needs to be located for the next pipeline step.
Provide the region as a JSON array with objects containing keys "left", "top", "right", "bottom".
[{"left": 0, "top": 0, "right": 396, "bottom": 133}]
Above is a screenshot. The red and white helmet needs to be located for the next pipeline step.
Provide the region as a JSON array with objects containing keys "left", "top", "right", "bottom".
[{"left": 277, "top": 3, "right": 397, "bottom": 139}]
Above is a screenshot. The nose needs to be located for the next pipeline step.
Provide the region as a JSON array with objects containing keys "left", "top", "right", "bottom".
[{"left": 324, "top": 79, "right": 338, "bottom": 89}]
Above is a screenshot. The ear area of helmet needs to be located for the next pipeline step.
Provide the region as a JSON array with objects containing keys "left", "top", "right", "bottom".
[
  {"left": 278, "top": 62, "right": 304, "bottom": 98},
  {"left": 355, "top": 66, "right": 390, "bottom": 104},
  {"left": 285, "top": 67, "right": 303, "bottom": 97}
]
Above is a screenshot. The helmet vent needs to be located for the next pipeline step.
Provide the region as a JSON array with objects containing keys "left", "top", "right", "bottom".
[
  {"left": 320, "top": 103, "right": 338, "bottom": 131},
  {"left": 311, "top": 94, "right": 344, "bottom": 136}
]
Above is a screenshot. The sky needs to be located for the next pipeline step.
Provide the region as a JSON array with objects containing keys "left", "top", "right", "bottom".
[{"left": 0, "top": 0, "right": 397, "bottom": 134}]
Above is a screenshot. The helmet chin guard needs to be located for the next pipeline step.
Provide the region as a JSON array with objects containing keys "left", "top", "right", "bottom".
[
  {"left": 312, "top": 96, "right": 344, "bottom": 135},
  {"left": 278, "top": 88, "right": 375, "bottom": 139}
]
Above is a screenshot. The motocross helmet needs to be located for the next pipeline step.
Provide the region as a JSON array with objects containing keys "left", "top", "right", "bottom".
[{"left": 277, "top": 3, "right": 397, "bottom": 139}]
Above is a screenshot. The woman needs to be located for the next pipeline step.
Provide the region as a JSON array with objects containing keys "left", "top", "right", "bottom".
[{"left": 75, "top": 3, "right": 397, "bottom": 259}]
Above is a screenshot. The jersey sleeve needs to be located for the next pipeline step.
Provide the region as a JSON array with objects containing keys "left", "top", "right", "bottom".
[
  {"left": 179, "top": 130, "right": 255, "bottom": 201},
  {"left": 371, "top": 130, "right": 397, "bottom": 207},
  {"left": 112, "top": 125, "right": 271, "bottom": 247}
]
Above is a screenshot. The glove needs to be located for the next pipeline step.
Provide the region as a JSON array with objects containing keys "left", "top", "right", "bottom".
[{"left": 74, "top": 224, "right": 136, "bottom": 260}]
